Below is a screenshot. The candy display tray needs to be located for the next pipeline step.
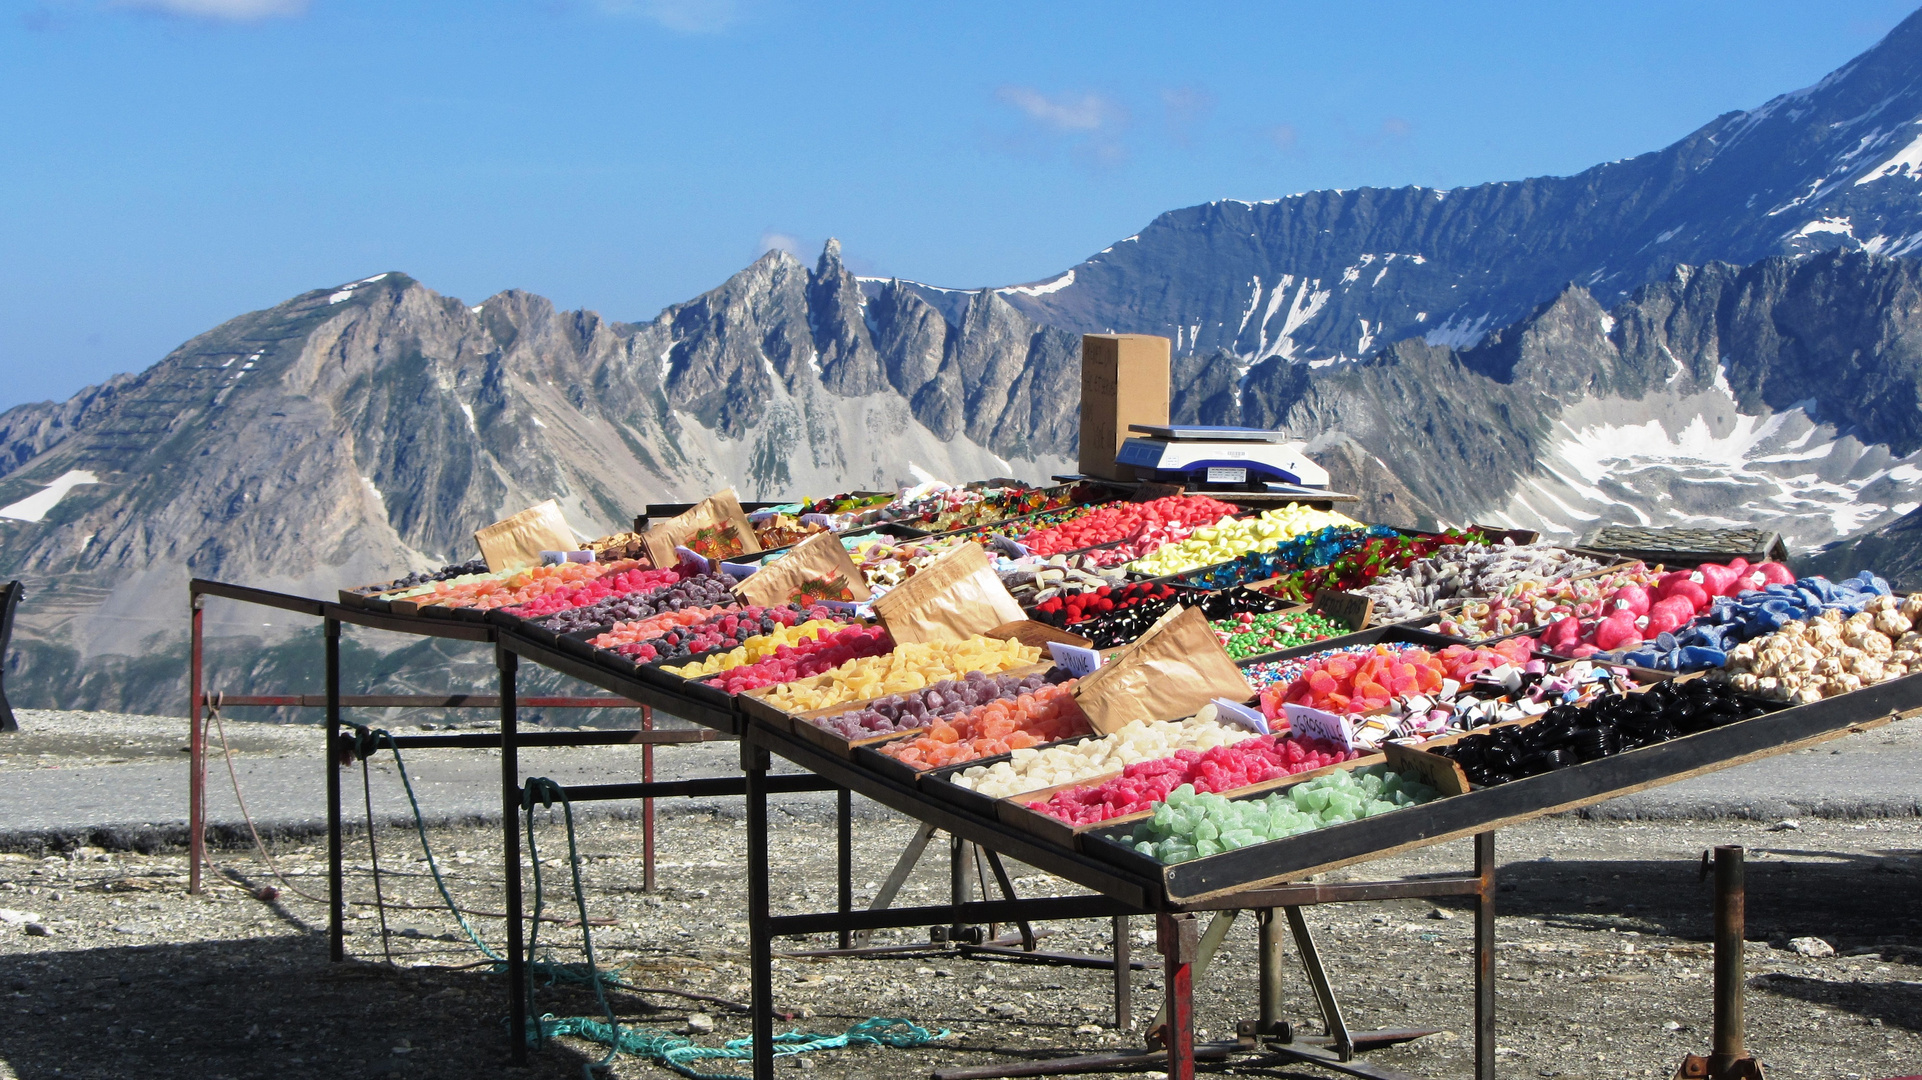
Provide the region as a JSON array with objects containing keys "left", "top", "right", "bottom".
[
  {"left": 736, "top": 660, "right": 1057, "bottom": 740},
  {"left": 1078, "top": 670, "right": 1922, "bottom": 903},
  {"left": 996, "top": 752, "right": 1386, "bottom": 852},
  {"left": 854, "top": 729, "right": 1092, "bottom": 791}
]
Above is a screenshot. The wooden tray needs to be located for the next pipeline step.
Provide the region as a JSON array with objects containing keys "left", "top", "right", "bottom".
[{"left": 995, "top": 752, "right": 1387, "bottom": 853}]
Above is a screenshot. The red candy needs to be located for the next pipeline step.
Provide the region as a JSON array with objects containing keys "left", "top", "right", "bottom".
[
  {"left": 1027, "top": 736, "right": 1354, "bottom": 825},
  {"left": 703, "top": 626, "right": 895, "bottom": 694},
  {"left": 1018, "top": 496, "right": 1240, "bottom": 557}
]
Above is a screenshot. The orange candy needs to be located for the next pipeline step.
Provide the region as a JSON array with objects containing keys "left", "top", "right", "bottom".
[{"left": 879, "top": 683, "right": 1091, "bottom": 771}]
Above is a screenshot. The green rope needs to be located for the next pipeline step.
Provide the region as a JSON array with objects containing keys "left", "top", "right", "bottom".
[
  {"left": 345, "top": 734, "right": 948, "bottom": 1077},
  {"left": 522, "top": 776, "right": 622, "bottom": 1078},
  {"left": 536, "top": 1016, "right": 949, "bottom": 1080},
  {"left": 343, "top": 724, "right": 502, "bottom": 961}
]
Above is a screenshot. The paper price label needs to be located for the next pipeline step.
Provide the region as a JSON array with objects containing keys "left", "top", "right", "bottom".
[
  {"left": 1283, "top": 703, "right": 1355, "bottom": 753},
  {"left": 719, "top": 560, "right": 761, "bottom": 580},
  {"left": 1048, "top": 642, "right": 1105, "bottom": 678},
  {"left": 674, "top": 546, "right": 714, "bottom": 573},
  {"left": 1208, "top": 697, "right": 1269, "bottom": 736}
]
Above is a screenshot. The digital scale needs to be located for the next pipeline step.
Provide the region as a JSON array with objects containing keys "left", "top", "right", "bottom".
[{"left": 1112, "top": 424, "right": 1331, "bottom": 491}]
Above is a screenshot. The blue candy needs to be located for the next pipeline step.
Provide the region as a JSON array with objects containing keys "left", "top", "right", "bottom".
[{"left": 1614, "top": 572, "right": 1891, "bottom": 672}]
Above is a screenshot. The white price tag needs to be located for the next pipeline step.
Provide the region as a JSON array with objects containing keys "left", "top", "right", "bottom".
[
  {"left": 674, "top": 546, "right": 713, "bottom": 573},
  {"left": 1283, "top": 703, "right": 1355, "bottom": 753},
  {"left": 719, "top": 560, "right": 760, "bottom": 580},
  {"left": 1207, "top": 697, "right": 1270, "bottom": 736},
  {"left": 1048, "top": 642, "right": 1105, "bottom": 678}
]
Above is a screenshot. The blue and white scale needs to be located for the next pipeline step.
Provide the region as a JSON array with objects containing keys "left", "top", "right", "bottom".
[{"left": 1112, "top": 425, "right": 1330, "bottom": 489}]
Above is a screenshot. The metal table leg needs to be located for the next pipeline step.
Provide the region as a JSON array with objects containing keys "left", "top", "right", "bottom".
[
  {"left": 500, "top": 648, "right": 527, "bottom": 1064},
  {"left": 1476, "top": 831, "right": 1495, "bottom": 1080},
  {"left": 745, "top": 741, "right": 775, "bottom": 1080},
  {"left": 1157, "top": 912, "right": 1198, "bottom": 1080},
  {"left": 325, "top": 616, "right": 343, "bottom": 962},
  {"left": 1113, "top": 915, "right": 1132, "bottom": 1030},
  {"left": 837, "top": 787, "right": 853, "bottom": 950}
]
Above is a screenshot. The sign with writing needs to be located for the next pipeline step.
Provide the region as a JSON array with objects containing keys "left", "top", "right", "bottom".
[
  {"left": 1048, "top": 641, "right": 1105, "bottom": 678},
  {"left": 1310, "top": 590, "right": 1375, "bottom": 633},
  {"left": 1283, "top": 703, "right": 1355, "bottom": 753},
  {"left": 1205, "top": 467, "right": 1248, "bottom": 485}
]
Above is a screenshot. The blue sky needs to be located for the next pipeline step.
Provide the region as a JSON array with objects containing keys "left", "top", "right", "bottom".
[{"left": 0, "top": 0, "right": 1914, "bottom": 410}]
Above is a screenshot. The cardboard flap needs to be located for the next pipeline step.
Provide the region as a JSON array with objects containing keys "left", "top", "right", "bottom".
[
  {"left": 1382, "top": 741, "right": 1472, "bottom": 797},
  {"left": 475, "top": 500, "right": 574, "bottom": 572},
  {"left": 871, "top": 543, "right": 1025, "bottom": 645},
  {"left": 733, "top": 531, "right": 871, "bottom": 607},
  {"left": 1072, "top": 605, "right": 1254, "bottom": 735},
  {"left": 641, "top": 489, "right": 763, "bottom": 567}
]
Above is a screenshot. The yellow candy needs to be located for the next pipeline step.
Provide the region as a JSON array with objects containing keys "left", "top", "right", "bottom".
[
  {"left": 662, "top": 619, "right": 844, "bottom": 677},
  {"left": 752, "top": 637, "right": 1042, "bottom": 712},
  {"left": 1125, "top": 505, "right": 1362, "bottom": 576}
]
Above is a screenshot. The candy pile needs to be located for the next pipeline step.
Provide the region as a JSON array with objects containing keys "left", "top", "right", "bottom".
[
  {"left": 697, "top": 626, "right": 898, "bottom": 694},
  {"left": 949, "top": 717, "right": 1260, "bottom": 798},
  {"left": 402, "top": 560, "right": 642, "bottom": 611},
  {"left": 1240, "top": 644, "right": 1381, "bottom": 694},
  {"left": 1018, "top": 496, "right": 1243, "bottom": 557},
  {"left": 907, "top": 485, "right": 1082, "bottom": 532},
  {"left": 1436, "top": 677, "right": 1766, "bottom": 785},
  {"left": 808, "top": 671, "right": 1060, "bottom": 740},
  {"left": 361, "top": 558, "right": 492, "bottom": 595},
  {"left": 1724, "top": 591, "right": 1922, "bottom": 704},
  {"left": 505, "top": 567, "right": 684, "bottom": 619},
  {"left": 877, "top": 683, "right": 1091, "bottom": 770},
  {"left": 1379, "top": 656, "right": 1631, "bottom": 746},
  {"left": 943, "top": 504, "right": 1103, "bottom": 548},
  {"left": 1124, "top": 767, "right": 1440, "bottom": 864},
  {"left": 582, "top": 532, "right": 649, "bottom": 563},
  {"left": 751, "top": 514, "right": 831, "bottom": 550},
  {"left": 1213, "top": 610, "right": 1350, "bottom": 660},
  {"left": 1273, "top": 646, "right": 1448, "bottom": 715},
  {"left": 749, "top": 637, "right": 1043, "bottom": 711},
  {"left": 1354, "top": 544, "right": 1611, "bottom": 624},
  {"left": 1440, "top": 565, "right": 1663, "bottom": 645},
  {"left": 1621, "top": 571, "right": 1885, "bottom": 672},
  {"left": 595, "top": 606, "right": 834, "bottom": 664},
  {"left": 1026, "top": 736, "right": 1355, "bottom": 826},
  {"left": 1030, "top": 582, "right": 1181, "bottom": 628},
  {"left": 1126, "top": 506, "right": 1366, "bottom": 577},
  {"left": 847, "top": 538, "right": 963, "bottom": 593},
  {"left": 661, "top": 619, "right": 848, "bottom": 675},
  {"left": 537, "top": 574, "right": 738, "bottom": 634},
  {"left": 1260, "top": 529, "right": 1493, "bottom": 603},
  {"left": 997, "top": 553, "right": 1129, "bottom": 606},
  {"left": 1176, "top": 525, "right": 1398, "bottom": 592}
]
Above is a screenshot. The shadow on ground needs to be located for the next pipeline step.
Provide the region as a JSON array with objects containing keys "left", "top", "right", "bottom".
[{"left": 0, "top": 933, "right": 637, "bottom": 1080}]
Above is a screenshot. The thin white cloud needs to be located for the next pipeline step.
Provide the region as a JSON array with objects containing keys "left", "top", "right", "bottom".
[
  {"left": 996, "top": 86, "right": 1124, "bottom": 133},
  {"left": 1267, "top": 124, "right": 1300, "bottom": 152},
  {"left": 1161, "top": 85, "right": 1215, "bottom": 148},
  {"left": 597, "top": 0, "right": 740, "bottom": 33},
  {"left": 115, "top": 0, "right": 307, "bottom": 18},
  {"left": 758, "top": 231, "right": 804, "bottom": 261}
]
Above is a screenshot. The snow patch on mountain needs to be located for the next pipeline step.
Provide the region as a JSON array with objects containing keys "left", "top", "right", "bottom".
[
  {"left": 0, "top": 470, "right": 99, "bottom": 523},
  {"left": 1492, "top": 382, "right": 1922, "bottom": 550}
]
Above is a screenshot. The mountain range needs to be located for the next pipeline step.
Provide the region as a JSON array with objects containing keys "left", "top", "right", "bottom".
[{"left": 6, "top": 10, "right": 1922, "bottom": 714}]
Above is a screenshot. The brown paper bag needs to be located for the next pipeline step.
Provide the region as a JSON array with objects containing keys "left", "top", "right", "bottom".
[
  {"left": 475, "top": 500, "right": 575, "bottom": 572},
  {"left": 871, "top": 542, "right": 1024, "bottom": 645},
  {"left": 641, "top": 489, "right": 763, "bottom": 567},
  {"left": 733, "top": 531, "right": 871, "bottom": 607},
  {"left": 1072, "top": 605, "right": 1254, "bottom": 735}
]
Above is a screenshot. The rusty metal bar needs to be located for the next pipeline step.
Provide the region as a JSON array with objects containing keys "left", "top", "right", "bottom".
[
  {"left": 1113, "top": 915, "right": 1132, "bottom": 1030},
  {"left": 1158, "top": 912, "right": 1198, "bottom": 1080},
  {"left": 198, "top": 693, "right": 642, "bottom": 708},
  {"left": 1711, "top": 845, "right": 1746, "bottom": 1072},
  {"left": 188, "top": 596, "right": 205, "bottom": 895},
  {"left": 381, "top": 729, "right": 713, "bottom": 749},
  {"left": 767, "top": 894, "right": 1140, "bottom": 937},
  {"left": 642, "top": 705, "right": 657, "bottom": 892},
  {"left": 1475, "top": 831, "right": 1496, "bottom": 1080},
  {"left": 325, "top": 617, "right": 344, "bottom": 963}
]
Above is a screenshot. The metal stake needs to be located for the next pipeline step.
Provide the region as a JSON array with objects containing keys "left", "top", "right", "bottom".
[
  {"left": 188, "top": 596, "right": 205, "bottom": 895},
  {"left": 642, "top": 704, "right": 656, "bottom": 892},
  {"left": 837, "top": 787, "right": 853, "bottom": 950},
  {"left": 1475, "top": 831, "right": 1495, "bottom": 1080},
  {"left": 325, "top": 617, "right": 343, "bottom": 962},
  {"left": 744, "top": 740, "right": 775, "bottom": 1080}
]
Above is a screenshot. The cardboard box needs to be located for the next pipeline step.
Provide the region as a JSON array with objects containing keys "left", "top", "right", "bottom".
[{"left": 1078, "top": 334, "right": 1170, "bottom": 480}]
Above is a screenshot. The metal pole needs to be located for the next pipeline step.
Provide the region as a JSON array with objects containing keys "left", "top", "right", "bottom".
[
  {"left": 1474, "top": 831, "right": 1496, "bottom": 1080},
  {"left": 325, "top": 617, "right": 343, "bottom": 963},
  {"left": 1112, "top": 915, "right": 1132, "bottom": 1030},
  {"left": 949, "top": 834, "right": 971, "bottom": 942},
  {"left": 837, "top": 787, "right": 853, "bottom": 950},
  {"left": 1710, "top": 845, "right": 1746, "bottom": 1074},
  {"left": 188, "top": 595, "right": 205, "bottom": 895},
  {"left": 1157, "top": 912, "right": 1198, "bottom": 1080},
  {"left": 642, "top": 704, "right": 656, "bottom": 893},
  {"left": 744, "top": 740, "right": 775, "bottom": 1080},
  {"left": 500, "top": 648, "right": 527, "bottom": 1063},
  {"left": 1258, "top": 907, "right": 1284, "bottom": 1037}
]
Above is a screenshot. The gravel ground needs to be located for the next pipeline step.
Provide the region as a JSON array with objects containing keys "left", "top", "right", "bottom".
[{"left": 0, "top": 811, "right": 1915, "bottom": 1080}]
